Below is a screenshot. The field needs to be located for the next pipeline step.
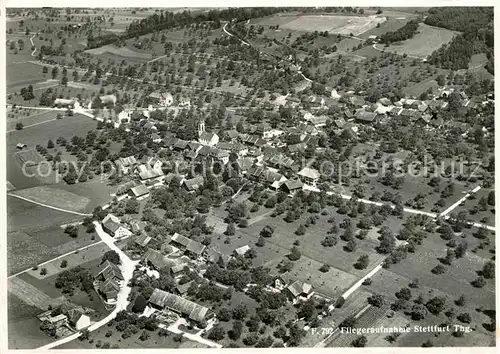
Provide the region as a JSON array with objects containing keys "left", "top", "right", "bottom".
[
  {"left": 381, "top": 23, "right": 459, "bottom": 58},
  {"left": 56, "top": 325, "right": 209, "bottom": 349},
  {"left": 207, "top": 201, "right": 393, "bottom": 298},
  {"left": 280, "top": 15, "right": 386, "bottom": 36},
  {"left": 6, "top": 112, "right": 98, "bottom": 190},
  {"left": 11, "top": 185, "right": 91, "bottom": 212},
  {"left": 85, "top": 45, "right": 153, "bottom": 60}
]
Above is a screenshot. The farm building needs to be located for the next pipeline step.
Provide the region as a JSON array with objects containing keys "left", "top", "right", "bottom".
[
  {"left": 284, "top": 280, "right": 314, "bottom": 303},
  {"left": 143, "top": 248, "right": 175, "bottom": 271},
  {"left": 148, "top": 288, "right": 213, "bottom": 326},
  {"left": 233, "top": 245, "right": 251, "bottom": 257},
  {"left": 182, "top": 176, "right": 205, "bottom": 193},
  {"left": 355, "top": 110, "right": 378, "bottom": 123},
  {"left": 148, "top": 91, "right": 173, "bottom": 107},
  {"left": 115, "top": 156, "right": 137, "bottom": 175},
  {"left": 297, "top": 167, "right": 320, "bottom": 186},
  {"left": 134, "top": 231, "right": 152, "bottom": 248},
  {"left": 67, "top": 308, "right": 91, "bottom": 330},
  {"left": 135, "top": 164, "right": 164, "bottom": 181},
  {"left": 281, "top": 179, "right": 303, "bottom": 194},
  {"left": 94, "top": 260, "right": 124, "bottom": 303},
  {"left": 204, "top": 247, "right": 231, "bottom": 267},
  {"left": 130, "top": 184, "right": 150, "bottom": 199},
  {"left": 170, "top": 233, "right": 206, "bottom": 259},
  {"left": 102, "top": 214, "right": 132, "bottom": 239},
  {"left": 53, "top": 98, "right": 75, "bottom": 108},
  {"left": 16, "top": 143, "right": 27, "bottom": 149},
  {"left": 100, "top": 94, "right": 117, "bottom": 106}
]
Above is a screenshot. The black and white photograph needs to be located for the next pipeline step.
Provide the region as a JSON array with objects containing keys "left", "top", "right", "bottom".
[{"left": 2, "top": 3, "right": 497, "bottom": 351}]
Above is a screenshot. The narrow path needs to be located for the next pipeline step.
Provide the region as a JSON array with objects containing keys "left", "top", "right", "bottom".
[
  {"left": 38, "top": 223, "right": 138, "bottom": 350},
  {"left": 8, "top": 241, "right": 104, "bottom": 279},
  {"left": 30, "top": 33, "right": 37, "bottom": 56},
  {"left": 7, "top": 193, "right": 92, "bottom": 217},
  {"left": 7, "top": 117, "right": 57, "bottom": 133}
]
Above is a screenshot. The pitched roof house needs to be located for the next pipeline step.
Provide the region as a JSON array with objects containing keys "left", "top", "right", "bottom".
[{"left": 149, "top": 289, "right": 213, "bottom": 324}]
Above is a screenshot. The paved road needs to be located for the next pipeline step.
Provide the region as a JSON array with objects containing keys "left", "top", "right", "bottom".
[
  {"left": 440, "top": 186, "right": 481, "bottom": 217},
  {"left": 38, "top": 222, "right": 139, "bottom": 350}
]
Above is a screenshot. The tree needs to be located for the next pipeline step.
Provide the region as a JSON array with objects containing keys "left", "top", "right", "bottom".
[
  {"left": 132, "top": 294, "right": 147, "bottom": 313},
  {"left": 256, "top": 236, "right": 265, "bottom": 247},
  {"left": 471, "top": 276, "right": 486, "bottom": 288},
  {"left": 395, "top": 287, "right": 412, "bottom": 301},
  {"left": 16, "top": 122, "right": 24, "bottom": 130},
  {"left": 354, "top": 254, "right": 369, "bottom": 269},
  {"left": 60, "top": 260, "right": 68, "bottom": 268},
  {"left": 47, "top": 139, "right": 54, "bottom": 148},
  {"left": 288, "top": 246, "right": 301, "bottom": 261},
  {"left": 425, "top": 296, "right": 446, "bottom": 315},
  {"left": 232, "top": 304, "right": 248, "bottom": 320},
  {"left": 207, "top": 325, "right": 225, "bottom": 341},
  {"left": 295, "top": 224, "right": 306, "bottom": 236},
  {"left": 487, "top": 191, "right": 495, "bottom": 205},
  {"left": 40, "top": 268, "right": 47, "bottom": 276},
  {"left": 455, "top": 294, "right": 466, "bottom": 306},
  {"left": 64, "top": 225, "right": 78, "bottom": 238},
  {"left": 482, "top": 261, "right": 495, "bottom": 279},
  {"left": 260, "top": 225, "right": 274, "bottom": 238},
  {"left": 125, "top": 199, "right": 140, "bottom": 214},
  {"left": 411, "top": 304, "right": 428, "bottom": 320},
  {"left": 225, "top": 222, "right": 236, "bottom": 236},
  {"left": 319, "top": 264, "right": 330, "bottom": 273},
  {"left": 352, "top": 336, "right": 367, "bottom": 347},
  {"left": 457, "top": 312, "right": 471, "bottom": 324},
  {"left": 102, "top": 250, "right": 120, "bottom": 265},
  {"left": 80, "top": 328, "right": 90, "bottom": 341},
  {"left": 368, "top": 294, "right": 384, "bottom": 307},
  {"left": 228, "top": 320, "right": 243, "bottom": 340},
  {"left": 422, "top": 339, "right": 434, "bottom": 347}
]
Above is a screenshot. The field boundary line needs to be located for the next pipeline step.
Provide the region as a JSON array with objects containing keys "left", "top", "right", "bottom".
[{"left": 7, "top": 193, "right": 93, "bottom": 216}]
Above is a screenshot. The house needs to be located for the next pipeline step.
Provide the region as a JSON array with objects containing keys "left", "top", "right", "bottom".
[
  {"left": 309, "top": 115, "right": 328, "bottom": 128},
  {"left": 67, "top": 308, "right": 91, "bottom": 330},
  {"left": 199, "top": 132, "right": 219, "bottom": 147},
  {"left": 100, "top": 94, "right": 117, "bottom": 106},
  {"left": 170, "top": 233, "right": 206, "bottom": 259},
  {"left": 333, "top": 117, "right": 346, "bottom": 129},
  {"left": 182, "top": 176, "right": 204, "bottom": 193},
  {"left": 148, "top": 288, "right": 213, "bottom": 326},
  {"left": 281, "top": 179, "right": 303, "bottom": 194},
  {"left": 176, "top": 280, "right": 195, "bottom": 296},
  {"left": 148, "top": 91, "right": 173, "bottom": 107},
  {"left": 145, "top": 156, "right": 163, "bottom": 173},
  {"left": 136, "top": 164, "right": 164, "bottom": 181},
  {"left": 170, "top": 264, "right": 188, "bottom": 277},
  {"left": 378, "top": 98, "right": 391, "bottom": 106},
  {"left": 235, "top": 157, "right": 254, "bottom": 175},
  {"left": 284, "top": 280, "right": 314, "bottom": 303},
  {"left": 129, "top": 184, "right": 150, "bottom": 199},
  {"left": 16, "top": 143, "right": 27, "bottom": 149},
  {"left": 233, "top": 245, "right": 251, "bottom": 257},
  {"left": 210, "top": 149, "right": 230, "bottom": 165},
  {"left": 134, "top": 231, "right": 152, "bottom": 248},
  {"left": 223, "top": 130, "right": 239, "bottom": 141},
  {"left": 130, "top": 220, "right": 147, "bottom": 234},
  {"left": 173, "top": 139, "right": 189, "bottom": 151},
  {"left": 94, "top": 260, "right": 124, "bottom": 303},
  {"left": 298, "top": 167, "right": 320, "bottom": 186},
  {"left": 151, "top": 133, "right": 162, "bottom": 143},
  {"left": 48, "top": 314, "right": 69, "bottom": 327},
  {"left": 118, "top": 110, "right": 131, "bottom": 124},
  {"left": 54, "top": 98, "right": 75, "bottom": 108},
  {"left": 143, "top": 248, "right": 175, "bottom": 271},
  {"left": 115, "top": 156, "right": 137, "bottom": 175},
  {"left": 204, "top": 247, "right": 231, "bottom": 266},
  {"left": 355, "top": 110, "right": 378, "bottom": 123},
  {"left": 102, "top": 214, "right": 132, "bottom": 239}
]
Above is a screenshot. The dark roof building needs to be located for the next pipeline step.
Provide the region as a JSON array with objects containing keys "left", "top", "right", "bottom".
[{"left": 149, "top": 288, "right": 212, "bottom": 324}]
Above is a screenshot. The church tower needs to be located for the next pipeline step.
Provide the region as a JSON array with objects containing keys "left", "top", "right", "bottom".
[{"left": 198, "top": 119, "right": 205, "bottom": 137}]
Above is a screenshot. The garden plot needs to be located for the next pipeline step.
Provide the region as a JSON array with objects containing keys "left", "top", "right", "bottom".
[{"left": 85, "top": 45, "right": 153, "bottom": 60}]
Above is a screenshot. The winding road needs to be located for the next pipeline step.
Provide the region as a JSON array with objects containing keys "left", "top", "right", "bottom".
[
  {"left": 30, "top": 33, "right": 37, "bottom": 56},
  {"left": 38, "top": 222, "right": 139, "bottom": 350}
]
